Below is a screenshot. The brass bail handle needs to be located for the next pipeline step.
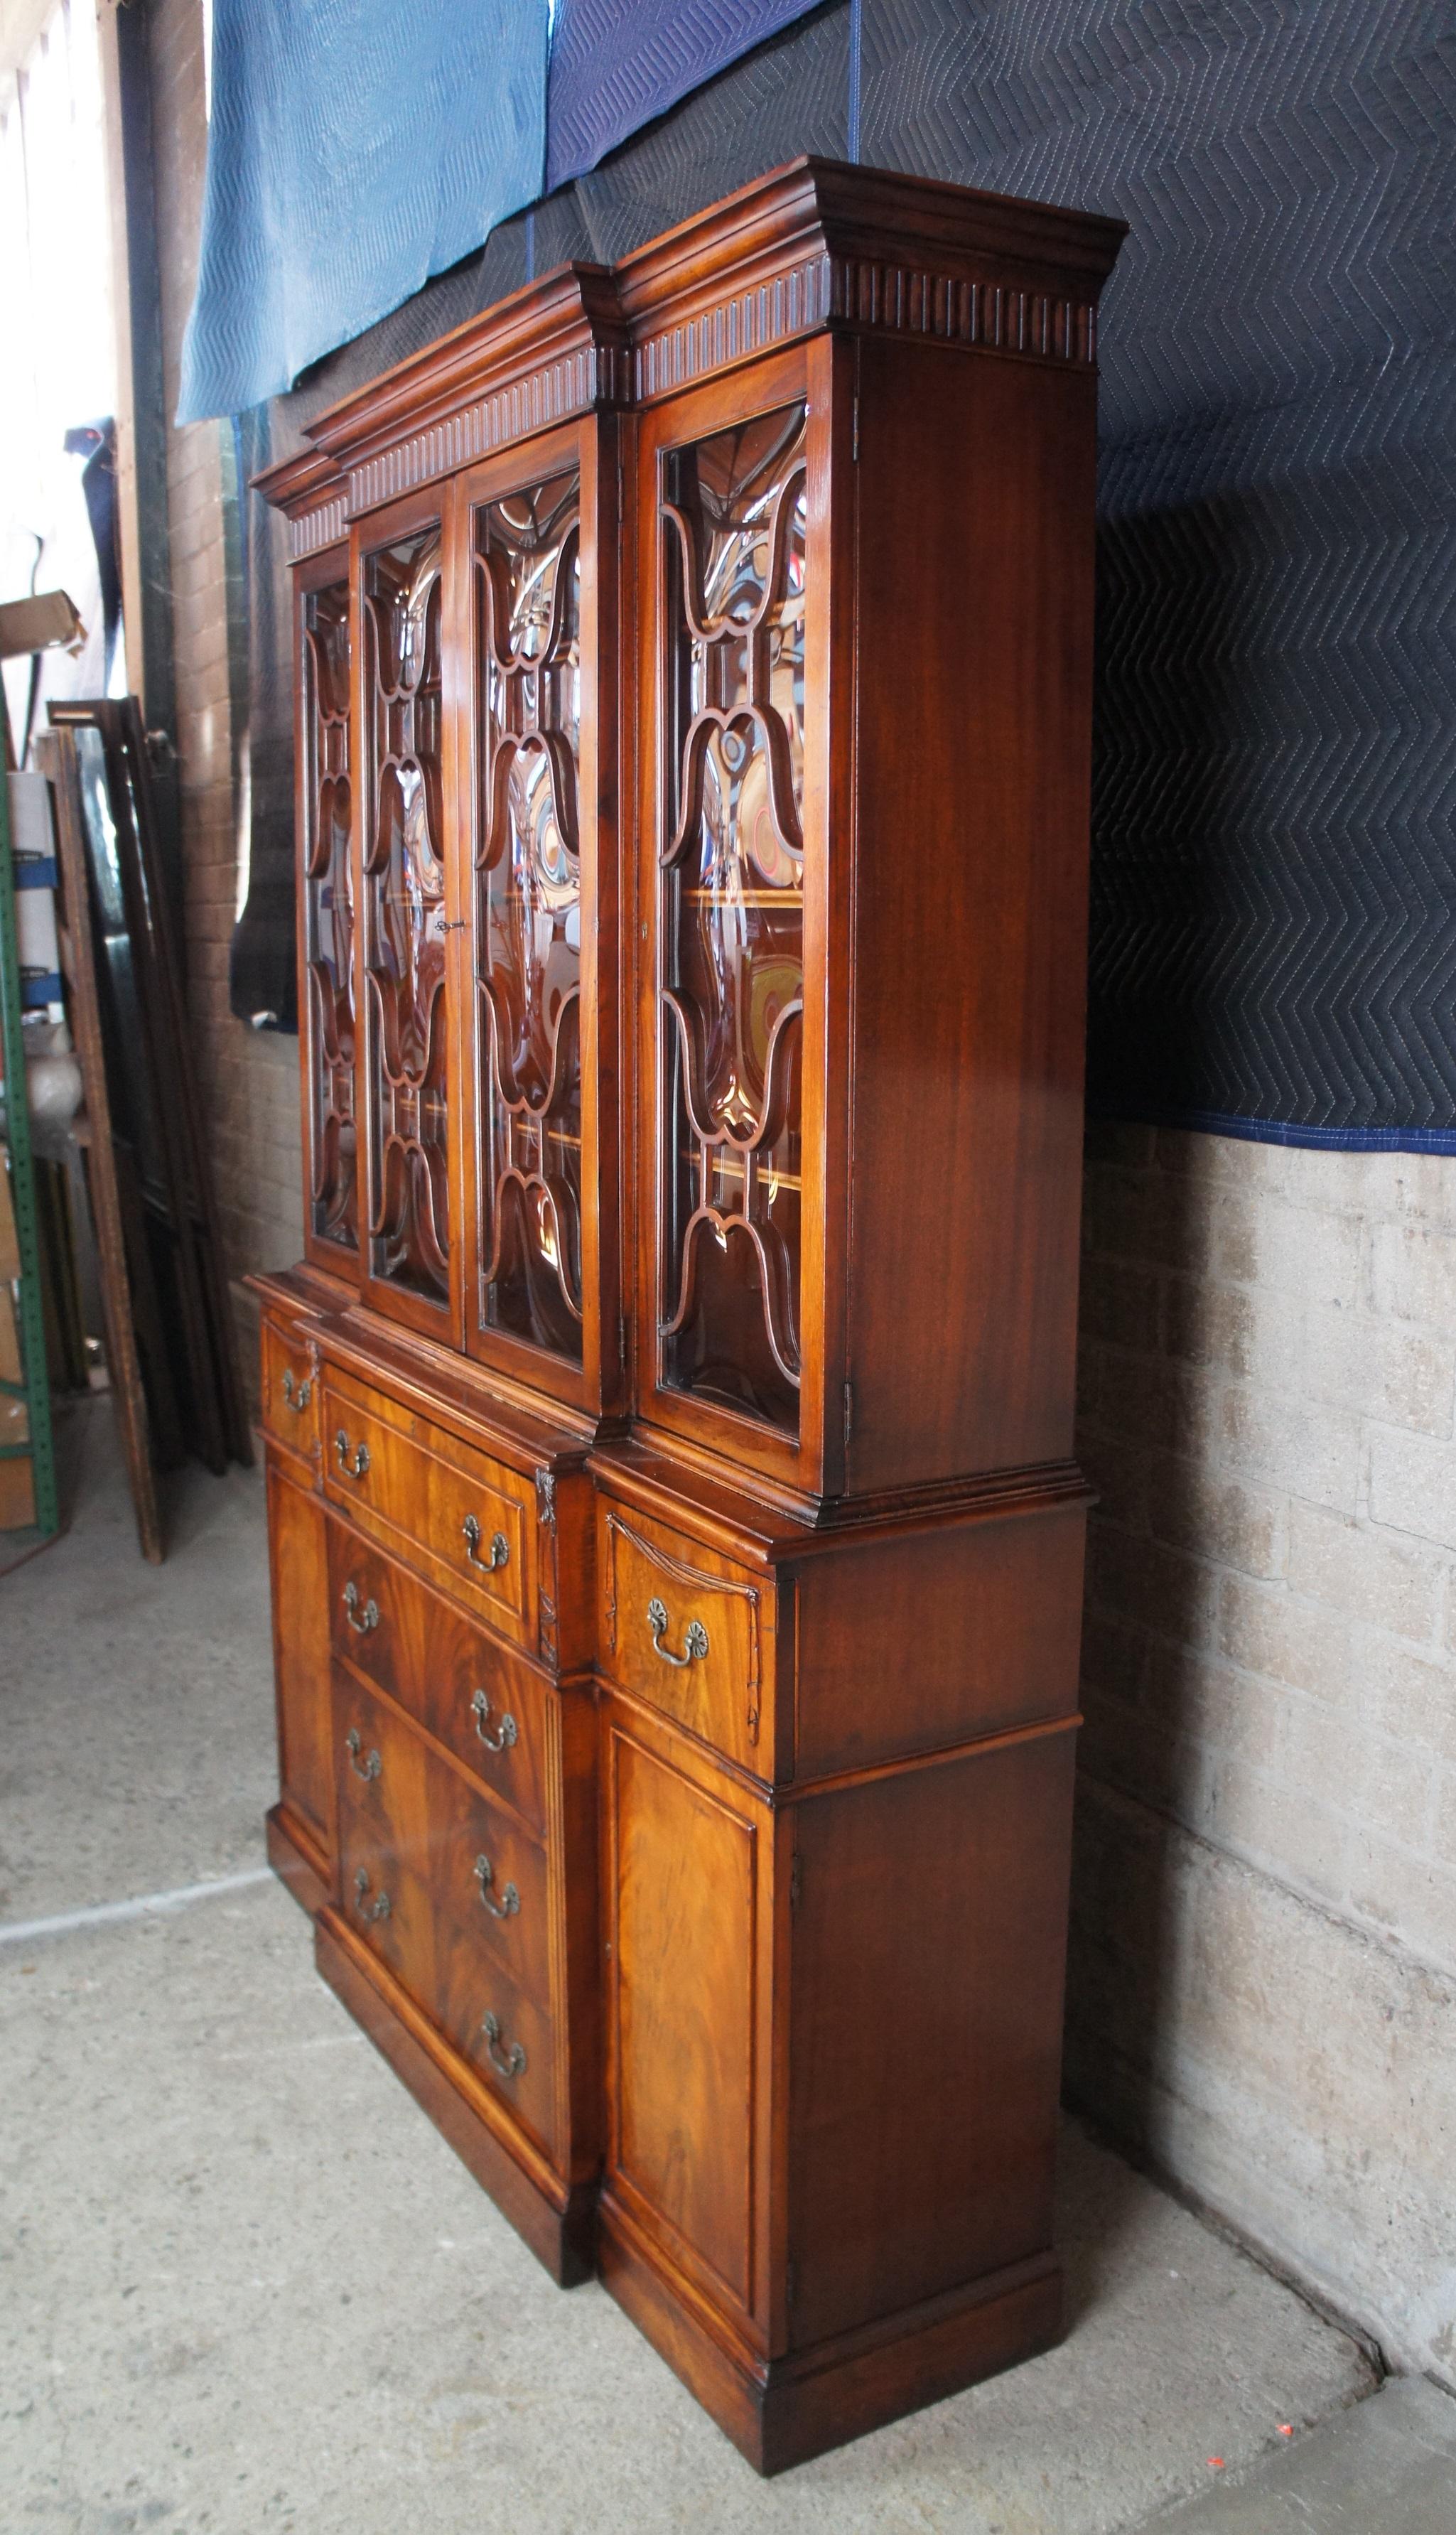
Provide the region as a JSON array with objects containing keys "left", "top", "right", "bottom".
[
  {"left": 470, "top": 1689, "right": 518, "bottom": 1752},
  {"left": 280, "top": 1368, "right": 311, "bottom": 1411},
  {"left": 481, "top": 2010, "right": 526, "bottom": 2079},
  {"left": 345, "top": 1726, "right": 381, "bottom": 1782},
  {"left": 341, "top": 1580, "right": 379, "bottom": 1635},
  {"left": 473, "top": 1853, "right": 520, "bottom": 1920},
  {"left": 463, "top": 1514, "right": 509, "bottom": 1573},
  {"left": 647, "top": 1595, "right": 709, "bottom": 1668},
  {"left": 335, "top": 1429, "right": 370, "bottom": 1480}
]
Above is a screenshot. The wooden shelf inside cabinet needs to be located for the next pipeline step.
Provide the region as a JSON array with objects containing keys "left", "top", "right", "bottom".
[{"left": 253, "top": 156, "right": 1124, "bottom": 2474}]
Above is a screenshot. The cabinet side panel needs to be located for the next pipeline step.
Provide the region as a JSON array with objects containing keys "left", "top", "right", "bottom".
[
  {"left": 787, "top": 1728, "right": 1076, "bottom": 2348},
  {"left": 792, "top": 1503, "right": 1086, "bottom": 1777},
  {"left": 266, "top": 1456, "right": 335, "bottom": 1863},
  {"left": 846, "top": 341, "right": 1098, "bottom": 1488}
]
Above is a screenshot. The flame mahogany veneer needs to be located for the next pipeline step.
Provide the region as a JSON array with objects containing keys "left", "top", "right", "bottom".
[{"left": 252, "top": 156, "right": 1123, "bottom": 2473}]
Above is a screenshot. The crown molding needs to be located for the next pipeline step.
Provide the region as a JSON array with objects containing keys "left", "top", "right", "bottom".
[{"left": 258, "top": 158, "right": 1128, "bottom": 536}]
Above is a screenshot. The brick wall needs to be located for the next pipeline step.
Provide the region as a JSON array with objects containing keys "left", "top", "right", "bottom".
[
  {"left": 147, "top": 0, "right": 303, "bottom": 1374},
  {"left": 1069, "top": 1124, "right": 1456, "bottom": 2385}
]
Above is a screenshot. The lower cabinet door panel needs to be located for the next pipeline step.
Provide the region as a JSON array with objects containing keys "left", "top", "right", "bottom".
[
  {"left": 604, "top": 1709, "right": 764, "bottom": 2327},
  {"left": 266, "top": 1457, "right": 335, "bottom": 1869},
  {"left": 785, "top": 1725, "right": 1077, "bottom": 2350}
]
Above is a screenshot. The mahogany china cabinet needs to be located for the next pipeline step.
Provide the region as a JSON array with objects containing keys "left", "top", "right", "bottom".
[{"left": 253, "top": 158, "right": 1123, "bottom": 2473}]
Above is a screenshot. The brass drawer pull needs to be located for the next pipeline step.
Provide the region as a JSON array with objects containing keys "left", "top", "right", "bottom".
[
  {"left": 647, "top": 1595, "right": 709, "bottom": 1668},
  {"left": 341, "top": 1581, "right": 379, "bottom": 1635},
  {"left": 462, "top": 1514, "right": 509, "bottom": 1573},
  {"left": 481, "top": 2010, "right": 526, "bottom": 2079},
  {"left": 473, "top": 1853, "right": 520, "bottom": 1920},
  {"left": 280, "top": 1369, "right": 311, "bottom": 1411},
  {"left": 335, "top": 1429, "right": 370, "bottom": 1480},
  {"left": 345, "top": 1727, "right": 381, "bottom": 1782},
  {"left": 470, "top": 1689, "right": 518, "bottom": 1753},
  {"left": 352, "top": 1866, "right": 390, "bottom": 1922}
]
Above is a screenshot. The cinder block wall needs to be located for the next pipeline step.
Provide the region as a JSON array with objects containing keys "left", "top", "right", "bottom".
[
  {"left": 1069, "top": 1124, "right": 1456, "bottom": 2385},
  {"left": 147, "top": 0, "right": 304, "bottom": 1372}
]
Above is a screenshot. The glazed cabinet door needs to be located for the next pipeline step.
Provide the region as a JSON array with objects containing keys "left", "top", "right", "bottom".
[
  {"left": 296, "top": 547, "right": 360, "bottom": 1279},
  {"left": 355, "top": 486, "right": 467, "bottom": 1342},
  {"left": 634, "top": 342, "right": 848, "bottom": 1497},
  {"left": 454, "top": 419, "right": 622, "bottom": 1416}
]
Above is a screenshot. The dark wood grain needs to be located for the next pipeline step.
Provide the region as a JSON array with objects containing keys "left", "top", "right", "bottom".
[
  {"left": 604, "top": 1713, "right": 760, "bottom": 2319},
  {"left": 786, "top": 1728, "right": 1077, "bottom": 2347},
  {"left": 265, "top": 1453, "right": 336, "bottom": 1888},
  {"left": 261, "top": 1317, "right": 323, "bottom": 1475},
  {"left": 325, "top": 1519, "right": 554, "bottom": 1834}
]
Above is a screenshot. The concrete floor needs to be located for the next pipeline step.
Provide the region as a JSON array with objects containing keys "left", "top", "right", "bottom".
[{"left": 1, "top": 1399, "right": 1448, "bottom": 2534}]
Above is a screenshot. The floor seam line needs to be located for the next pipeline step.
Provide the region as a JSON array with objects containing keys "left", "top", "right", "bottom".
[{"left": 0, "top": 1867, "right": 275, "bottom": 1947}]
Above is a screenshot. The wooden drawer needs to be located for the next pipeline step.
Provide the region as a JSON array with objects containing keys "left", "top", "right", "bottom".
[
  {"left": 321, "top": 1365, "right": 536, "bottom": 1650},
  {"left": 261, "top": 1318, "right": 321, "bottom": 1473},
  {"left": 325, "top": 1521, "right": 549, "bottom": 1835},
  {"left": 429, "top": 1892, "right": 557, "bottom": 2155},
  {"left": 333, "top": 1670, "right": 437, "bottom": 2010},
  {"left": 598, "top": 1504, "right": 770, "bottom": 1772},
  {"left": 333, "top": 1674, "right": 556, "bottom": 2152},
  {"left": 434, "top": 1762, "right": 551, "bottom": 2007}
]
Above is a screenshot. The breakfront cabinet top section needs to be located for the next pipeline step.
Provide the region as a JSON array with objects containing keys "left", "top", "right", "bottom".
[
  {"left": 256, "top": 156, "right": 1126, "bottom": 553},
  {"left": 253, "top": 264, "right": 626, "bottom": 554}
]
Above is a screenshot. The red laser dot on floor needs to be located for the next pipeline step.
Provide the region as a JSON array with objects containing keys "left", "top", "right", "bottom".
[
  {"left": 1278, "top": 2424, "right": 1293, "bottom": 2438},
  {"left": 1208, "top": 2458, "right": 1224, "bottom": 2471}
]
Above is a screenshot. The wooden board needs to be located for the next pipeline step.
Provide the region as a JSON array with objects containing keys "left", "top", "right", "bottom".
[{"left": 39, "top": 728, "right": 163, "bottom": 1561}]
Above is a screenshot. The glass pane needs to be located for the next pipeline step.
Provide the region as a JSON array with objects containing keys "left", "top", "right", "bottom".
[
  {"left": 302, "top": 578, "right": 356, "bottom": 1250},
  {"left": 659, "top": 403, "right": 807, "bottom": 1433},
  {"left": 474, "top": 469, "right": 583, "bottom": 1361},
  {"left": 362, "top": 523, "right": 449, "bottom": 1304}
]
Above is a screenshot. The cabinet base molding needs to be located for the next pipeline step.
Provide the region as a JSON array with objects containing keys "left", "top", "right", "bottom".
[
  {"left": 316, "top": 1911, "right": 597, "bottom": 2289},
  {"left": 266, "top": 1802, "right": 330, "bottom": 1922},
  {"left": 598, "top": 2197, "right": 1063, "bottom": 2475}
]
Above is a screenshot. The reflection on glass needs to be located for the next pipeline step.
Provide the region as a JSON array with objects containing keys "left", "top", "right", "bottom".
[
  {"left": 303, "top": 579, "right": 355, "bottom": 1249},
  {"left": 659, "top": 403, "right": 807, "bottom": 1433},
  {"left": 362, "top": 524, "right": 448, "bottom": 1303},
  {"left": 474, "top": 470, "right": 583, "bottom": 1361}
]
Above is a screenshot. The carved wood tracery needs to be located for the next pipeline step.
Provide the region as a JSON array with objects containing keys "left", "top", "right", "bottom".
[
  {"left": 659, "top": 405, "right": 808, "bottom": 1434},
  {"left": 302, "top": 580, "right": 357, "bottom": 1251},
  {"left": 362, "top": 523, "right": 450, "bottom": 1303},
  {"left": 474, "top": 469, "right": 585, "bottom": 1361}
]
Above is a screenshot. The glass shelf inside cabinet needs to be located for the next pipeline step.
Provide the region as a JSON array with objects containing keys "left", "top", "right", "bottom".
[
  {"left": 473, "top": 468, "right": 583, "bottom": 1362},
  {"left": 659, "top": 402, "right": 807, "bottom": 1435},
  {"left": 303, "top": 577, "right": 356, "bottom": 1253},
  {"left": 362, "top": 522, "right": 449, "bottom": 1306}
]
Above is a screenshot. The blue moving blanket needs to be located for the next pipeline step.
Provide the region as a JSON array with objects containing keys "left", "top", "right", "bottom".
[
  {"left": 545, "top": 0, "right": 824, "bottom": 189},
  {"left": 178, "top": 0, "right": 549, "bottom": 423}
]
